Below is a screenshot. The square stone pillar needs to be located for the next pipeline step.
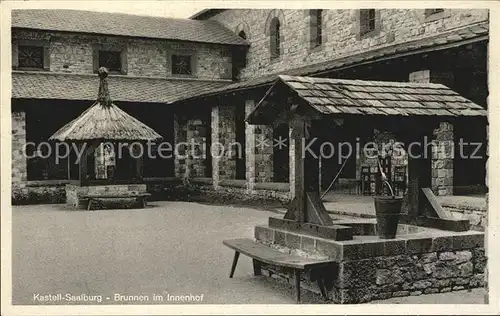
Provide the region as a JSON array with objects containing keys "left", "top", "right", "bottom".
[
  {"left": 186, "top": 118, "right": 209, "bottom": 178},
  {"left": 245, "top": 100, "right": 256, "bottom": 191},
  {"left": 211, "top": 106, "right": 220, "bottom": 187},
  {"left": 409, "top": 69, "right": 455, "bottom": 196},
  {"left": 289, "top": 126, "right": 295, "bottom": 199},
  {"left": 12, "top": 111, "right": 27, "bottom": 189},
  {"left": 217, "top": 105, "right": 237, "bottom": 180},
  {"left": 254, "top": 125, "right": 273, "bottom": 183},
  {"left": 174, "top": 113, "right": 188, "bottom": 179}
]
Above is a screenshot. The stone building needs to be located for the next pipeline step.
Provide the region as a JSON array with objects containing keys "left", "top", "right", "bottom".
[{"left": 11, "top": 8, "right": 489, "bottom": 203}]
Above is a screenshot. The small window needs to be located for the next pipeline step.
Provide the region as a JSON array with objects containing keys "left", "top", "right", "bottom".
[
  {"left": 99, "top": 50, "right": 122, "bottom": 72},
  {"left": 18, "top": 45, "right": 44, "bottom": 69},
  {"left": 270, "top": 18, "right": 281, "bottom": 59},
  {"left": 172, "top": 55, "right": 192, "bottom": 75},
  {"left": 238, "top": 30, "right": 247, "bottom": 40},
  {"left": 359, "top": 9, "right": 376, "bottom": 36},
  {"left": 310, "top": 10, "right": 323, "bottom": 48},
  {"left": 425, "top": 9, "right": 445, "bottom": 17}
]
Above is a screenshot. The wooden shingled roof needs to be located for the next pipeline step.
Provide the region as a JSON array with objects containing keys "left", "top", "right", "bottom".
[
  {"left": 50, "top": 68, "right": 162, "bottom": 142},
  {"left": 247, "top": 75, "right": 487, "bottom": 124}
]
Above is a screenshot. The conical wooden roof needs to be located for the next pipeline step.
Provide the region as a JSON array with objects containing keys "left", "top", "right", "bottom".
[{"left": 50, "top": 67, "right": 162, "bottom": 142}]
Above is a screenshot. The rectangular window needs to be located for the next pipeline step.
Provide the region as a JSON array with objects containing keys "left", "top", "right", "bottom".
[
  {"left": 359, "top": 9, "right": 376, "bottom": 36},
  {"left": 18, "top": 45, "right": 44, "bottom": 69},
  {"left": 99, "top": 50, "right": 122, "bottom": 72},
  {"left": 172, "top": 55, "right": 192, "bottom": 75}
]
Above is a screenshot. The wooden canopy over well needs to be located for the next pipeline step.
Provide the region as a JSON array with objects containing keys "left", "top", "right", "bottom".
[
  {"left": 247, "top": 75, "right": 487, "bottom": 231},
  {"left": 50, "top": 67, "right": 162, "bottom": 186},
  {"left": 247, "top": 75, "right": 487, "bottom": 125},
  {"left": 50, "top": 68, "right": 162, "bottom": 142}
]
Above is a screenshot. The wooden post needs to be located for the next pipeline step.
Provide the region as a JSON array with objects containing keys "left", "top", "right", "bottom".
[
  {"left": 286, "top": 116, "right": 307, "bottom": 222},
  {"left": 79, "top": 142, "right": 88, "bottom": 186}
]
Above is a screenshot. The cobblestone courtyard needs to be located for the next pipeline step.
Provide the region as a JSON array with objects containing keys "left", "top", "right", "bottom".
[{"left": 12, "top": 202, "right": 485, "bottom": 305}]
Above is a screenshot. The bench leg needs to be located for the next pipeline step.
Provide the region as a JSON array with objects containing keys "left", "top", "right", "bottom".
[
  {"left": 252, "top": 259, "right": 262, "bottom": 276},
  {"left": 229, "top": 251, "right": 240, "bottom": 278},
  {"left": 317, "top": 277, "right": 329, "bottom": 301},
  {"left": 87, "top": 199, "right": 92, "bottom": 211},
  {"left": 295, "top": 269, "right": 301, "bottom": 304},
  {"left": 142, "top": 197, "right": 147, "bottom": 208}
]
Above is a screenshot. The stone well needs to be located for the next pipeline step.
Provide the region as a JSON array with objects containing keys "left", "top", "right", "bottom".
[
  {"left": 66, "top": 184, "right": 147, "bottom": 209},
  {"left": 254, "top": 218, "right": 485, "bottom": 303}
]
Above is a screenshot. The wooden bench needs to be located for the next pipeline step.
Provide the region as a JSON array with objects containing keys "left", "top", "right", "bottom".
[
  {"left": 81, "top": 193, "right": 151, "bottom": 211},
  {"left": 223, "top": 238, "right": 336, "bottom": 303}
]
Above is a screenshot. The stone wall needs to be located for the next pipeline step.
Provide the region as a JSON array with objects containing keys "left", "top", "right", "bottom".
[
  {"left": 255, "top": 223, "right": 485, "bottom": 303},
  {"left": 12, "top": 29, "right": 232, "bottom": 80},
  {"left": 208, "top": 9, "right": 488, "bottom": 80},
  {"left": 12, "top": 111, "right": 27, "bottom": 189},
  {"left": 66, "top": 184, "right": 147, "bottom": 209}
]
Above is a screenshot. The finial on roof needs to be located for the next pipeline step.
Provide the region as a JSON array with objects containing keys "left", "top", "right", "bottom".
[{"left": 97, "top": 67, "right": 112, "bottom": 106}]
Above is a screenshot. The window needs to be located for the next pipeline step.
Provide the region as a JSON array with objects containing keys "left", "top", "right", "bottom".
[
  {"left": 270, "top": 17, "right": 281, "bottom": 59},
  {"left": 18, "top": 45, "right": 44, "bottom": 69},
  {"left": 92, "top": 44, "right": 127, "bottom": 74},
  {"left": 310, "top": 10, "right": 323, "bottom": 48},
  {"left": 232, "top": 31, "right": 248, "bottom": 81},
  {"left": 98, "top": 50, "right": 122, "bottom": 72},
  {"left": 172, "top": 55, "right": 192, "bottom": 75},
  {"left": 425, "top": 8, "right": 445, "bottom": 16},
  {"left": 359, "top": 9, "right": 376, "bottom": 36}
]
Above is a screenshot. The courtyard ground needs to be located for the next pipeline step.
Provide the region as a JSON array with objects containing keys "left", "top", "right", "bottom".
[{"left": 11, "top": 202, "right": 485, "bottom": 305}]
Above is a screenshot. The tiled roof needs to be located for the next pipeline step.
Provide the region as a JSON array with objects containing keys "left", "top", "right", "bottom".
[
  {"left": 247, "top": 75, "right": 486, "bottom": 124},
  {"left": 176, "top": 21, "right": 489, "bottom": 103},
  {"left": 12, "top": 9, "right": 248, "bottom": 46},
  {"left": 12, "top": 72, "right": 230, "bottom": 104}
]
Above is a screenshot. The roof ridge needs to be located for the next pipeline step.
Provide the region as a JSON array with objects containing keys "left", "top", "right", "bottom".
[{"left": 12, "top": 9, "right": 199, "bottom": 22}]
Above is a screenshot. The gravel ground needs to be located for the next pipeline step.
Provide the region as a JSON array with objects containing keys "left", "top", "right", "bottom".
[{"left": 11, "top": 202, "right": 485, "bottom": 305}]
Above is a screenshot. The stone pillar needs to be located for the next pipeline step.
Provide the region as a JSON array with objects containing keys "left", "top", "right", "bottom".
[
  {"left": 245, "top": 100, "right": 256, "bottom": 191},
  {"left": 173, "top": 113, "right": 188, "bottom": 179},
  {"left": 217, "top": 105, "right": 237, "bottom": 180},
  {"left": 211, "top": 106, "right": 220, "bottom": 187},
  {"left": 432, "top": 122, "right": 454, "bottom": 196},
  {"left": 409, "top": 69, "right": 455, "bottom": 196},
  {"left": 254, "top": 125, "right": 273, "bottom": 183},
  {"left": 12, "top": 111, "right": 27, "bottom": 189},
  {"left": 289, "top": 126, "right": 295, "bottom": 199},
  {"left": 186, "top": 118, "right": 208, "bottom": 178}
]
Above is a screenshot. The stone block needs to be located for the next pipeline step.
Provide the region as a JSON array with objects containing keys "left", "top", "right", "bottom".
[
  {"left": 413, "top": 279, "right": 432, "bottom": 290},
  {"left": 285, "top": 233, "right": 301, "bottom": 249},
  {"left": 337, "top": 259, "right": 376, "bottom": 288},
  {"left": 342, "top": 240, "right": 384, "bottom": 260},
  {"left": 410, "top": 290, "right": 422, "bottom": 296},
  {"left": 300, "top": 236, "right": 315, "bottom": 252},
  {"left": 439, "top": 251, "right": 457, "bottom": 261},
  {"left": 452, "top": 233, "right": 484, "bottom": 250},
  {"left": 274, "top": 230, "right": 286, "bottom": 246},
  {"left": 424, "top": 287, "right": 439, "bottom": 294},
  {"left": 458, "top": 262, "right": 473, "bottom": 277},
  {"left": 440, "top": 287, "right": 451, "bottom": 293},
  {"left": 316, "top": 239, "right": 342, "bottom": 260},
  {"left": 421, "top": 252, "right": 438, "bottom": 263},
  {"left": 254, "top": 226, "right": 274, "bottom": 243},
  {"left": 392, "top": 290, "right": 409, "bottom": 298},
  {"left": 452, "top": 286, "right": 465, "bottom": 291},
  {"left": 406, "top": 238, "right": 433, "bottom": 254},
  {"left": 431, "top": 236, "right": 453, "bottom": 252},
  {"left": 433, "top": 261, "right": 459, "bottom": 279},
  {"left": 470, "top": 274, "right": 485, "bottom": 287},
  {"left": 455, "top": 250, "right": 473, "bottom": 264},
  {"left": 376, "top": 268, "right": 405, "bottom": 285}
]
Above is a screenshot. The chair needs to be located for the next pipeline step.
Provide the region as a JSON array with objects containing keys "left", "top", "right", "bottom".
[{"left": 393, "top": 165, "right": 407, "bottom": 196}]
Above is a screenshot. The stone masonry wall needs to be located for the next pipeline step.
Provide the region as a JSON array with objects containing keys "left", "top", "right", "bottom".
[
  {"left": 209, "top": 9, "right": 488, "bottom": 80},
  {"left": 12, "top": 111, "right": 27, "bottom": 189},
  {"left": 217, "top": 105, "right": 237, "bottom": 181},
  {"left": 12, "top": 29, "right": 232, "bottom": 80}
]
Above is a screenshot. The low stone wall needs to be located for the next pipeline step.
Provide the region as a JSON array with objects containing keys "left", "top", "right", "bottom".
[
  {"left": 12, "top": 185, "right": 66, "bottom": 205},
  {"left": 254, "top": 223, "right": 485, "bottom": 303},
  {"left": 66, "top": 184, "right": 147, "bottom": 209}
]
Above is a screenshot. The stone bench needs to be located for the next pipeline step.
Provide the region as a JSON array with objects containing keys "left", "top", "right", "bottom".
[
  {"left": 81, "top": 193, "right": 151, "bottom": 211},
  {"left": 223, "top": 238, "right": 336, "bottom": 303}
]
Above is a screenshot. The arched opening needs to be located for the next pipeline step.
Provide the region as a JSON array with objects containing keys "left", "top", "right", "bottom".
[{"left": 270, "top": 17, "right": 281, "bottom": 59}]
